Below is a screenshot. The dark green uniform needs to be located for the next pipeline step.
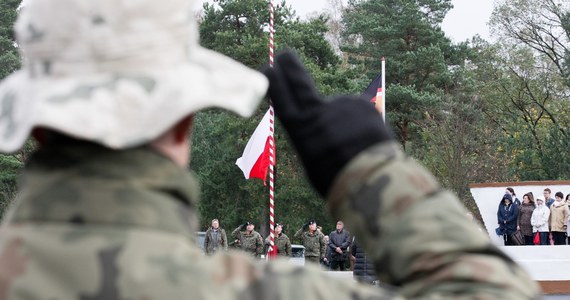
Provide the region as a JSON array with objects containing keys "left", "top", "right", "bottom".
[
  {"left": 0, "top": 143, "right": 541, "bottom": 299},
  {"left": 232, "top": 226, "right": 263, "bottom": 258},
  {"left": 295, "top": 228, "right": 326, "bottom": 264},
  {"left": 264, "top": 233, "right": 292, "bottom": 257}
]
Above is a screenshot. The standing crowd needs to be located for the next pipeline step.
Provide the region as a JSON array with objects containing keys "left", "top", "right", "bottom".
[
  {"left": 497, "top": 187, "right": 570, "bottom": 245},
  {"left": 203, "top": 218, "right": 378, "bottom": 283}
]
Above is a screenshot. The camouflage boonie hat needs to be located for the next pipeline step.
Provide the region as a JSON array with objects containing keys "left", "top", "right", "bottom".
[{"left": 0, "top": 0, "right": 268, "bottom": 153}]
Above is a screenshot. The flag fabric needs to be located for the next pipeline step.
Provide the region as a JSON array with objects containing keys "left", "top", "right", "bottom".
[
  {"left": 362, "top": 73, "right": 383, "bottom": 114},
  {"left": 236, "top": 109, "right": 275, "bottom": 183}
]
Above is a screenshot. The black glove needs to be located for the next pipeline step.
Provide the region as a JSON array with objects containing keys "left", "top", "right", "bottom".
[
  {"left": 240, "top": 223, "right": 248, "bottom": 231},
  {"left": 302, "top": 223, "right": 309, "bottom": 231},
  {"left": 263, "top": 51, "right": 392, "bottom": 196}
]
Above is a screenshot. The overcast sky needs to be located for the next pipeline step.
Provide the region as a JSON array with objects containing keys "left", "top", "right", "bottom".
[
  {"left": 198, "top": 0, "right": 494, "bottom": 43},
  {"left": 284, "top": 0, "right": 494, "bottom": 42}
]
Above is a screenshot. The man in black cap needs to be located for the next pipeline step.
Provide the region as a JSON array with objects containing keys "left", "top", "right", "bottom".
[
  {"left": 232, "top": 222, "right": 263, "bottom": 258},
  {"left": 264, "top": 223, "right": 292, "bottom": 257},
  {"left": 295, "top": 220, "right": 326, "bottom": 265}
]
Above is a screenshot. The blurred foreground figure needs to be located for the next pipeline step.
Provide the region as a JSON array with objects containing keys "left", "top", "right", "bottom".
[{"left": 0, "top": 0, "right": 540, "bottom": 299}]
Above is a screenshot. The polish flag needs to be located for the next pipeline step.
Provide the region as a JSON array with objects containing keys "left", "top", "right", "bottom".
[{"left": 236, "top": 109, "right": 275, "bottom": 183}]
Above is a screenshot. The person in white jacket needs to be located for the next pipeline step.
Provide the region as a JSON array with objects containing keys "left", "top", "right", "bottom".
[{"left": 531, "top": 197, "right": 550, "bottom": 245}]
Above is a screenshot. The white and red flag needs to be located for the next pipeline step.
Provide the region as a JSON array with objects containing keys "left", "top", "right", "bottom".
[{"left": 236, "top": 109, "right": 275, "bottom": 183}]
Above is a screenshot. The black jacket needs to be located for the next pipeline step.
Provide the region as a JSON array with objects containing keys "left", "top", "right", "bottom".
[
  {"left": 328, "top": 229, "right": 350, "bottom": 261},
  {"left": 351, "top": 239, "right": 377, "bottom": 284}
]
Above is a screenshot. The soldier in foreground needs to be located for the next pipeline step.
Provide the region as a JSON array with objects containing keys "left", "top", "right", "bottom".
[{"left": 0, "top": 0, "right": 541, "bottom": 299}]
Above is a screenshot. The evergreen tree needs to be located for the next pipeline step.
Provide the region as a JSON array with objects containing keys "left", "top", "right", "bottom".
[
  {"left": 0, "top": 0, "right": 21, "bottom": 213},
  {"left": 193, "top": 0, "right": 350, "bottom": 236},
  {"left": 341, "top": 0, "right": 470, "bottom": 148}
]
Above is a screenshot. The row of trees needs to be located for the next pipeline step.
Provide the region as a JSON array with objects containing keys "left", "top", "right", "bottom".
[{"left": 1, "top": 0, "right": 569, "bottom": 237}]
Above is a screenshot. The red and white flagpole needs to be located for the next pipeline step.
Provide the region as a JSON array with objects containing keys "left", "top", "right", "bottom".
[
  {"left": 381, "top": 57, "right": 386, "bottom": 123},
  {"left": 267, "top": 0, "right": 277, "bottom": 259}
]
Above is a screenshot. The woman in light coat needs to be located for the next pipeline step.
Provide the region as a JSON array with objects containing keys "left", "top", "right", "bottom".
[
  {"left": 531, "top": 197, "right": 550, "bottom": 245},
  {"left": 549, "top": 192, "right": 569, "bottom": 245}
]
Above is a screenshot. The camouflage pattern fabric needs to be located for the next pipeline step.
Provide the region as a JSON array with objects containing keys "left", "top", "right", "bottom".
[
  {"left": 264, "top": 233, "right": 292, "bottom": 257},
  {"left": 232, "top": 227, "right": 263, "bottom": 258},
  {"left": 327, "top": 142, "right": 541, "bottom": 298},
  {"left": 204, "top": 228, "right": 228, "bottom": 254},
  {"left": 0, "top": 142, "right": 541, "bottom": 299},
  {"left": 294, "top": 228, "right": 325, "bottom": 259},
  {"left": 0, "top": 0, "right": 269, "bottom": 153},
  {"left": 305, "top": 256, "right": 320, "bottom": 265}
]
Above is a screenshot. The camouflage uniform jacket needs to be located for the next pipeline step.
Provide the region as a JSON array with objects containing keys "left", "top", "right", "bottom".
[
  {"left": 0, "top": 142, "right": 540, "bottom": 299},
  {"left": 232, "top": 227, "right": 263, "bottom": 257},
  {"left": 294, "top": 228, "right": 325, "bottom": 258},
  {"left": 264, "top": 233, "right": 291, "bottom": 257},
  {"left": 204, "top": 227, "right": 228, "bottom": 254}
]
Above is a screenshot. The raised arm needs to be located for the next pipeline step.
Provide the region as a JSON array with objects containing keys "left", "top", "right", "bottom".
[
  {"left": 232, "top": 225, "right": 243, "bottom": 241},
  {"left": 294, "top": 227, "right": 304, "bottom": 240},
  {"left": 263, "top": 51, "right": 540, "bottom": 299}
]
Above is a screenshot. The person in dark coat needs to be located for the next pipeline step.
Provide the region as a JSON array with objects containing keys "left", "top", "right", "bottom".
[
  {"left": 328, "top": 221, "right": 351, "bottom": 271},
  {"left": 506, "top": 187, "right": 521, "bottom": 206},
  {"left": 351, "top": 237, "right": 377, "bottom": 284},
  {"left": 517, "top": 193, "right": 535, "bottom": 245},
  {"left": 497, "top": 193, "right": 519, "bottom": 245}
]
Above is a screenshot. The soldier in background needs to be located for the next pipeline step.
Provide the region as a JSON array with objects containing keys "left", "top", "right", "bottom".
[
  {"left": 0, "top": 0, "right": 541, "bottom": 298},
  {"left": 295, "top": 220, "right": 326, "bottom": 265},
  {"left": 232, "top": 222, "right": 263, "bottom": 258},
  {"left": 204, "top": 218, "right": 228, "bottom": 255},
  {"left": 264, "top": 223, "right": 291, "bottom": 257}
]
